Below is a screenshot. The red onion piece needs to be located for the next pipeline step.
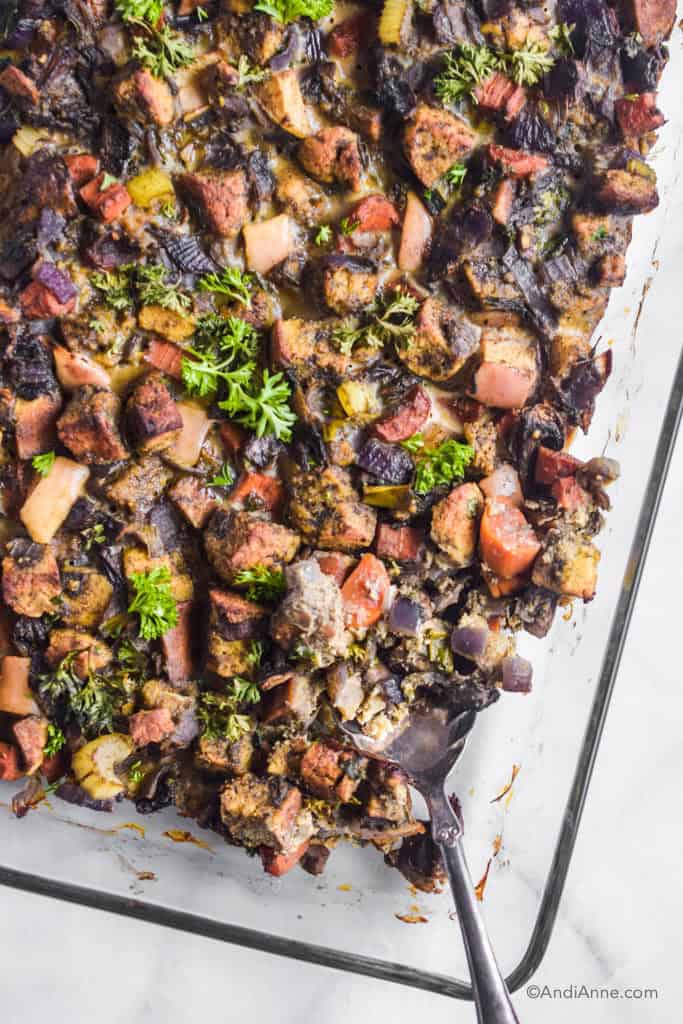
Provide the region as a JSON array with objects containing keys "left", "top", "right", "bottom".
[
  {"left": 501, "top": 655, "right": 533, "bottom": 693},
  {"left": 389, "top": 596, "right": 423, "bottom": 636},
  {"left": 451, "top": 626, "right": 489, "bottom": 660},
  {"left": 34, "top": 262, "right": 77, "bottom": 303}
]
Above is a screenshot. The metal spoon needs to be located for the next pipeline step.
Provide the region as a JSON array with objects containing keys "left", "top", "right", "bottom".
[{"left": 339, "top": 706, "right": 519, "bottom": 1023}]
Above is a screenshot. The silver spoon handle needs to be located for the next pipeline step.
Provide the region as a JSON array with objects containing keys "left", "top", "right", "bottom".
[{"left": 428, "top": 788, "right": 520, "bottom": 1024}]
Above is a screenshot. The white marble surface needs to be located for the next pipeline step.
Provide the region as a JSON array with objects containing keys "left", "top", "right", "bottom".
[{"left": 0, "top": 431, "right": 679, "bottom": 1024}]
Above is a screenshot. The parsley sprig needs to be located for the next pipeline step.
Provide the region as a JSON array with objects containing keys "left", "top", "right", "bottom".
[
  {"left": 39, "top": 652, "right": 134, "bottom": 739},
  {"left": 127, "top": 566, "right": 179, "bottom": 640},
  {"left": 198, "top": 267, "right": 254, "bottom": 307},
  {"left": 434, "top": 43, "right": 502, "bottom": 104},
  {"left": 253, "top": 0, "right": 334, "bottom": 26},
  {"left": 198, "top": 681, "right": 260, "bottom": 742},
  {"left": 32, "top": 451, "right": 56, "bottom": 476},
  {"left": 413, "top": 439, "right": 475, "bottom": 494},
  {"left": 131, "top": 22, "right": 196, "bottom": 79},
  {"left": 332, "top": 292, "right": 419, "bottom": 356},
  {"left": 503, "top": 40, "right": 555, "bottom": 86},
  {"left": 220, "top": 368, "right": 297, "bottom": 440},
  {"left": 91, "top": 262, "right": 190, "bottom": 313},
  {"left": 115, "top": 0, "right": 163, "bottom": 23},
  {"left": 233, "top": 565, "right": 286, "bottom": 603},
  {"left": 44, "top": 723, "right": 66, "bottom": 758}
]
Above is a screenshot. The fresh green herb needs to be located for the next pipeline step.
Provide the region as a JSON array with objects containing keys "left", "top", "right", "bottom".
[
  {"left": 502, "top": 39, "right": 555, "bottom": 86},
  {"left": 423, "top": 188, "right": 434, "bottom": 204},
  {"left": 253, "top": 0, "right": 334, "bottom": 27},
  {"left": 127, "top": 566, "right": 179, "bottom": 640},
  {"left": 114, "top": 637, "right": 149, "bottom": 678},
  {"left": 425, "top": 629, "right": 454, "bottom": 672},
  {"left": 229, "top": 676, "right": 261, "bottom": 703},
  {"left": 136, "top": 263, "right": 190, "bottom": 312},
  {"left": 245, "top": 640, "right": 263, "bottom": 668},
  {"left": 400, "top": 433, "right": 425, "bottom": 453},
  {"left": 434, "top": 43, "right": 501, "bottom": 104},
  {"left": 413, "top": 439, "right": 475, "bottom": 494},
  {"left": 533, "top": 185, "right": 570, "bottom": 226},
  {"left": 99, "top": 172, "right": 118, "bottom": 192},
  {"left": 39, "top": 652, "right": 132, "bottom": 738},
  {"left": 195, "top": 313, "right": 259, "bottom": 362},
  {"left": 235, "top": 54, "right": 268, "bottom": 87},
  {"left": 592, "top": 225, "right": 609, "bottom": 241},
  {"left": 131, "top": 23, "right": 196, "bottom": 79},
  {"left": 221, "top": 367, "right": 297, "bottom": 441},
  {"left": 127, "top": 760, "right": 146, "bottom": 785},
  {"left": 314, "top": 224, "right": 332, "bottom": 246},
  {"left": 115, "top": 0, "right": 164, "bottom": 24},
  {"left": 339, "top": 216, "right": 360, "bottom": 236},
  {"left": 32, "top": 451, "right": 55, "bottom": 476},
  {"left": 550, "top": 22, "right": 575, "bottom": 56},
  {"left": 195, "top": 4, "right": 208, "bottom": 19},
  {"left": 208, "top": 463, "right": 235, "bottom": 488},
  {"left": 233, "top": 565, "right": 286, "bottom": 603},
  {"left": 198, "top": 691, "right": 253, "bottom": 741},
  {"left": 43, "top": 723, "right": 66, "bottom": 758},
  {"left": 160, "top": 198, "right": 177, "bottom": 219},
  {"left": 91, "top": 266, "right": 134, "bottom": 311},
  {"left": 444, "top": 162, "right": 468, "bottom": 190},
  {"left": 198, "top": 267, "right": 254, "bottom": 307},
  {"left": 347, "top": 642, "right": 367, "bottom": 662},
  {"left": 332, "top": 292, "right": 419, "bottom": 356},
  {"left": 84, "top": 523, "right": 106, "bottom": 551},
  {"left": 89, "top": 318, "right": 106, "bottom": 334}
]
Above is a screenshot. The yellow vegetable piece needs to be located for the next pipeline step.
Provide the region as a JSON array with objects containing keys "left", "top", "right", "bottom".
[
  {"left": 12, "top": 125, "right": 45, "bottom": 157},
  {"left": 72, "top": 733, "right": 135, "bottom": 800},
  {"left": 127, "top": 168, "right": 174, "bottom": 208},
  {"left": 336, "top": 381, "right": 378, "bottom": 418},
  {"left": 378, "top": 0, "right": 412, "bottom": 46},
  {"left": 363, "top": 485, "right": 414, "bottom": 510},
  {"left": 322, "top": 418, "right": 346, "bottom": 442},
  {"left": 138, "top": 305, "right": 195, "bottom": 343}
]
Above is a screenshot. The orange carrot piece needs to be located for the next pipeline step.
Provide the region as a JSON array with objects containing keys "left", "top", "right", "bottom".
[
  {"left": 341, "top": 553, "right": 391, "bottom": 630},
  {"left": 479, "top": 502, "right": 541, "bottom": 579}
]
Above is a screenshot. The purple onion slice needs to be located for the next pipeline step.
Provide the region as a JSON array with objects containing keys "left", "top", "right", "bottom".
[
  {"left": 501, "top": 655, "right": 533, "bottom": 693},
  {"left": 451, "top": 626, "right": 489, "bottom": 660}
]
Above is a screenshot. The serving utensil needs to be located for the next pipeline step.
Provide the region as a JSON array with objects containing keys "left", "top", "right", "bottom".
[{"left": 340, "top": 707, "right": 519, "bottom": 1023}]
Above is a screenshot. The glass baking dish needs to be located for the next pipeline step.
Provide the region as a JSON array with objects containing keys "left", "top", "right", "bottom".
[{"left": 1, "top": 42, "right": 682, "bottom": 1003}]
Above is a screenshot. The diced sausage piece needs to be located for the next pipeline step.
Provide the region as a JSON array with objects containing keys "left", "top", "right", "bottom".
[
  {"left": 106, "top": 457, "right": 174, "bottom": 514},
  {"left": 327, "top": 12, "right": 373, "bottom": 56},
  {"left": 397, "top": 296, "right": 481, "bottom": 383},
  {"left": 323, "top": 265, "right": 379, "bottom": 315},
  {"left": 490, "top": 178, "right": 516, "bottom": 225},
  {"left": 374, "top": 385, "right": 431, "bottom": 443},
  {"left": 551, "top": 475, "right": 590, "bottom": 512},
  {"left": 0, "top": 742, "right": 23, "bottom": 781},
  {"left": 471, "top": 325, "right": 538, "bottom": 409},
  {"left": 256, "top": 70, "right": 311, "bottom": 138},
  {"left": 487, "top": 144, "right": 549, "bottom": 178},
  {"left": 243, "top": 214, "right": 294, "bottom": 275},
  {"left": 595, "top": 253, "right": 626, "bottom": 287},
  {"left": 262, "top": 674, "right": 318, "bottom": 725},
  {"left": 204, "top": 509, "right": 300, "bottom": 584},
  {"left": 113, "top": 67, "right": 175, "bottom": 126},
  {"left": 404, "top": 105, "right": 477, "bottom": 187},
  {"left": 375, "top": 524, "right": 424, "bottom": 562},
  {"left": 126, "top": 373, "right": 183, "bottom": 453},
  {"left": 144, "top": 338, "right": 184, "bottom": 380},
  {"left": 129, "top": 707, "right": 176, "bottom": 747},
  {"left": 312, "top": 550, "right": 355, "bottom": 585},
  {"left": 161, "top": 601, "right": 194, "bottom": 683},
  {"left": 208, "top": 588, "right": 267, "bottom": 642},
  {"left": 535, "top": 446, "right": 583, "bottom": 485},
  {"left": 230, "top": 473, "right": 284, "bottom": 515},
  {"left": 13, "top": 715, "right": 48, "bottom": 774},
  {"left": 479, "top": 500, "right": 541, "bottom": 579},
  {"left": 300, "top": 740, "right": 366, "bottom": 802},
  {"left": 2, "top": 541, "right": 61, "bottom": 617},
  {"left": 45, "top": 628, "right": 112, "bottom": 678},
  {"left": 57, "top": 386, "right": 128, "bottom": 464},
  {"left": 220, "top": 775, "right": 311, "bottom": 852},
  {"left": 474, "top": 72, "right": 526, "bottom": 120},
  {"left": 621, "top": 0, "right": 676, "bottom": 47},
  {"left": 169, "top": 475, "right": 219, "bottom": 529},
  {"left": 346, "top": 194, "right": 400, "bottom": 233},
  {"left": 298, "top": 127, "right": 363, "bottom": 191},
  {"left": 431, "top": 483, "right": 484, "bottom": 565},
  {"left": 0, "top": 65, "right": 39, "bottom": 104},
  {"left": 53, "top": 345, "right": 110, "bottom": 390},
  {"left": 596, "top": 170, "right": 658, "bottom": 214},
  {"left": 259, "top": 839, "right": 310, "bottom": 877},
  {"left": 14, "top": 392, "right": 61, "bottom": 459},
  {"left": 341, "top": 553, "right": 391, "bottom": 630},
  {"left": 20, "top": 281, "right": 76, "bottom": 319},
  {"left": 176, "top": 170, "right": 248, "bottom": 237},
  {"left": 615, "top": 92, "right": 664, "bottom": 137},
  {"left": 13, "top": 151, "right": 77, "bottom": 224},
  {"left": 79, "top": 174, "right": 132, "bottom": 223},
  {"left": 532, "top": 527, "right": 600, "bottom": 600},
  {"left": 398, "top": 191, "right": 432, "bottom": 273},
  {"left": 64, "top": 153, "right": 99, "bottom": 187}
]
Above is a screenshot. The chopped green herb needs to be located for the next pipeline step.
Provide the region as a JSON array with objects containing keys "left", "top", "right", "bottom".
[
  {"left": 502, "top": 39, "right": 554, "bottom": 86},
  {"left": 99, "top": 172, "right": 118, "bottom": 192},
  {"left": 91, "top": 266, "right": 134, "bottom": 311},
  {"left": 115, "top": 0, "right": 164, "bottom": 24},
  {"left": 32, "top": 451, "right": 55, "bottom": 476},
  {"left": 232, "top": 564, "right": 286, "bottom": 603},
  {"left": 245, "top": 639, "right": 263, "bottom": 668},
  {"left": 332, "top": 292, "right": 419, "bottom": 356},
  {"left": 434, "top": 43, "right": 501, "bottom": 105},
  {"left": 253, "top": 0, "right": 334, "bottom": 27},
  {"left": 229, "top": 676, "right": 261, "bottom": 703},
  {"left": 127, "top": 760, "right": 146, "bottom": 785},
  {"left": 131, "top": 23, "right": 196, "bottom": 79},
  {"left": 44, "top": 723, "right": 66, "bottom": 758},
  {"left": 127, "top": 566, "right": 179, "bottom": 640},
  {"left": 550, "top": 22, "right": 575, "bottom": 56},
  {"left": 136, "top": 263, "right": 190, "bottom": 312},
  {"left": 444, "top": 162, "right": 468, "bottom": 189},
  {"left": 195, "top": 313, "right": 259, "bottom": 362},
  {"left": 198, "top": 691, "right": 253, "bottom": 741},
  {"left": 413, "top": 439, "right": 475, "bottom": 494},
  {"left": 220, "top": 367, "right": 297, "bottom": 441},
  {"left": 160, "top": 198, "right": 178, "bottom": 219},
  {"left": 235, "top": 54, "right": 268, "bottom": 87},
  {"left": 339, "top": 216, "right": 360, "bottom": 236},
  {"left": 84, "top": 523, "right": 106, "bottom": 551},
  {"left": 89, "top": 318, "right": 106, "bottom": 334},
  {"left": 198, "top": 267, "right": 254, "bottom": 307},
  {"left": 208, "top": 462, "right": 236, "bottom": 488},
  {"left": 195, "top": 4, "right": 208, "bottom": 19},
  {"left": 592, "top": 225, "right": 609, "bottom": 241},
  {"left": 400, "top": 433, "right": 425, "bottom": 453},
  {"left": 314, "top": 224, "right": 332, "bottom": 246}
]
